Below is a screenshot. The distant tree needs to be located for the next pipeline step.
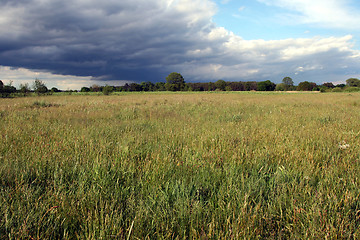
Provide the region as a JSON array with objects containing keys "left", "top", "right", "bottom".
[
  {"left": 102, "top": 85, "right": 114, "bottom": 95},
  {"left": 165, "top": 72, "right": 185, "bottom": 91},
  {"left": 297, "top": 81, "right": 317, "bottom": 91},
  {"left": 257, "top": 80, "right": 276, "bottom": 91},
  {"left": 5, "top": 85, "right": 16, "bottom": 93},
  {"left": 51, "top": 87, "right": 60, "bottom": 93},
  {"left": 141, "top": 82, "right": 155, "bottom": 91},
  {"left": 129, "top": 83, "right": 142, "bottom": 92},
  {"left": 244, "top": 81, "right": 257, "bottom": 91},
  {"left": 282, "top": 76, "right": 294, "bottom": 86},
  {"left": 187, "top": 82, "right": 211, "bottom": 91},
  {"left": 123, "top": 83, "right": 130, "bottom": 91},
  {"left": 226, "top": 82, "right": 235, "bottom": 91},
  {"left": 336, "top": 84, "right": 346, "bottom": 88},
  {"left": 115, "top": 86, "right": 123, "bottom": 92},
  {"left": 19, "top": 83, "right": 31, "bottom": 96},
  {"left": 282, "top": 77, "right": 294, "bottom": 90},
  {"left": 275, "top": 83, "right": 286, "bottom": 91},
  {"left": 225, "top": 86, "right": 232, "bottom": 91},
  {"left": 322, "top": 82, "right": 335, "bottom": 88},
  {"left": 184, "top": 83, "right": 193, "bottom": 91},
  {"left": 81, "top": 87, "right": 91, "bottom": 92},
  {"left": 319, "top": 86, "right": 328, "bottom": 93},
  {"left": 33, "top": 79, "right": 48, "bottom": 95},
  {"left": 0, "top": 80, "right": 4, "bottom": 97},
  {"left": 208, "top": 82, "right": 215, "bottom": 91},
  {"left": 244, "top": 82, "right": 251, "bottom": 91},
  {"left": 215, "top": 79, "right": 227, "bottom": 91},
  {"left": 186, "top": 83, "right": 198, "bottom": 91},
  {"left": 3, "top": 86, "right": 16, "bottom": 97},
  {"left": 90, "top": 84, "right": 100, "bottom": 92},
  {"left": 346, "top": 78, "right": 360, "bottom": 87},
  {"left": 1, "top": 81, "right": 16, "bottom": 97},
  {"left": 201, "top": 83, "right": 208, "bottom": 91},
  {"left": 155, "top": 82, "right": 166, "bottom": 91},
  {"left": 228, "top": 82, "right": 245, "bottom": 91}
]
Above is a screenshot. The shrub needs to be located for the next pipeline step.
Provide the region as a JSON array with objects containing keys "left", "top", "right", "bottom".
[
  {"left": 32, "top": 101, "right": 57, "bottom": 108},
  {"left": 102, "top": 85, "right": 114, "bottom": 95},
  {"left": 344, "top": 87, "right": 360, "bottom": 92},
  {"left": 332, "top": 87, "right": 343, "bottom": 92},
  {"left": 33, "top": 79, "right": 48, "bottom": 95},
  {"left": 275, "top": 83, "right": 286, "bottom": 91}
]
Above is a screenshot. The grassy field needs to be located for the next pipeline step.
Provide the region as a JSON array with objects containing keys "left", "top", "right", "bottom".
[{"left": 1, "top": 92, "right": 359, "bottom": 239}]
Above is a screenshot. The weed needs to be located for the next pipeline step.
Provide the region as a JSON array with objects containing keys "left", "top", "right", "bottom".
[{"left": 32, "top": 100, "right": 57, "bottom": 108}]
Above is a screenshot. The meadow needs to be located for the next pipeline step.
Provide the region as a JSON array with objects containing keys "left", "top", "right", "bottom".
[{"left": 0, "top": 92, "right": 359, "bottom": 239}]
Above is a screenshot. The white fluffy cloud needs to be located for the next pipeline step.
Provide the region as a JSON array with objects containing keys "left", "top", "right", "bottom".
[
  {"left": 182, "top": 27, "right": 360, "bottom": 82},
  {"left": 258, "top": 0, "right": 360, "bottom": 29},
  {"left": 0, "top": 0, "right": 359, "bottom": 88}
]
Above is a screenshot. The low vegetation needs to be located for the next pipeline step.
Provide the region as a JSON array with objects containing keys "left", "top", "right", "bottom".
[
  {"left": 1, "top": 92, "right": 360, "bottom": 238},
  {"left": 1, "top": 76, "right": 360, "bottom": 98}
]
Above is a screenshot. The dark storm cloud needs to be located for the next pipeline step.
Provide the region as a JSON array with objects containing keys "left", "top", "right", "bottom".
[{"left": 0, "top": 0, "right": 217, "bottom": 82}]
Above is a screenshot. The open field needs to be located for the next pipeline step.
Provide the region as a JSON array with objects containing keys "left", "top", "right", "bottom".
[{"left": 1, "top": 92, "right": 360, "bottom": 239}]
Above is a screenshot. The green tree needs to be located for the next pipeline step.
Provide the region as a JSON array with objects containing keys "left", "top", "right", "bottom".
[
  {"left": 141, "top": 82, "right": 155, "bottom": 92},
  {"left": 102, "top": 85, "right": 114, "bottom": 95},
  {"left": 51, "top": 87, "right": 60, "bottom": 93},
  {"left": 257, "top": 80, "right": 276, "bottom": 91},
  {"left": 81, "top": 87, "right": 91, "bottom": 92},
  {"left": 297, "top": 81, "right": 317, "bottom": 91},
  {"left": 184, "top": 83, "right": 192, "bottom": 91},
  {"left": 165, "top": 72, "right": 185, "bottom": 91},
  {"left": 122, "top": 83, "right": 130, "bottom": 91},
  {"left": 0, "top": 80, "right": 3, "bottom": 92},
  {"left": 1, "top": 81, "right": 16, "bottom": 98},
  {"left": 155, "top": 82, "right": 166, "bottom": 91},
  {"left": 128, "top": 83, "right": 141, "bottom": 92},
  {"left": 275, "top": 83, "right": 286, "bottom": 91},
  {"left": 282, "top": 77, "right": 294, "bottom": 90},
  {"left": 225, "top": 86, "right": 232, "bottom": 91},
  {"left": 336, "top": 84, "right": 346, "bottom": 88},
  {"left": 90, "top": 84, "right": 100, "bottom": 92},
  {"left": 19, "top": 83, "right": 31, "bottom": 96},
  {"left": 322, "top": 82, "right": 335, "bottom": 89},
  {"left": 215, "top": 79, "right": 226, "bottom": 91},
  {"left": 208, "top": 82, "right": 215, "bottom": 91},
  {"left": 346, "top": 78, "right": 360, "bottom": 87},
  {"left": 33, "top": 79, "right": 48, "bottom": 95}
]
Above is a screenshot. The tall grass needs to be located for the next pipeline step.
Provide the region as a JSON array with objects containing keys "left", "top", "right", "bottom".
[{"left": 0, "top": 92, "right": 359, "bottom": 239}]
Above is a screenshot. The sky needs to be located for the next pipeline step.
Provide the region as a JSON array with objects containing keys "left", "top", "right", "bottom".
[{"left": 1, "top": 0, "right": 360, "bottom": 89}]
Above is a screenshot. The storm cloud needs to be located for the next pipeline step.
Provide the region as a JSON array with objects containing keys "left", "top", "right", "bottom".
[{"left": 1, "top": 0, "right": 359, "bottom": 85}]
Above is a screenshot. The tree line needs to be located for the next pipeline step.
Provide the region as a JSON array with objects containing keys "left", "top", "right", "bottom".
[
  {"left": 1, "top": 73, "right": 359, "bottom": 98},
  {"left": 78, "top": 73, "right": 354, "bottom": 94},
  {"left": 0, "top": 79, "right": 61, "bottom": 97}
]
